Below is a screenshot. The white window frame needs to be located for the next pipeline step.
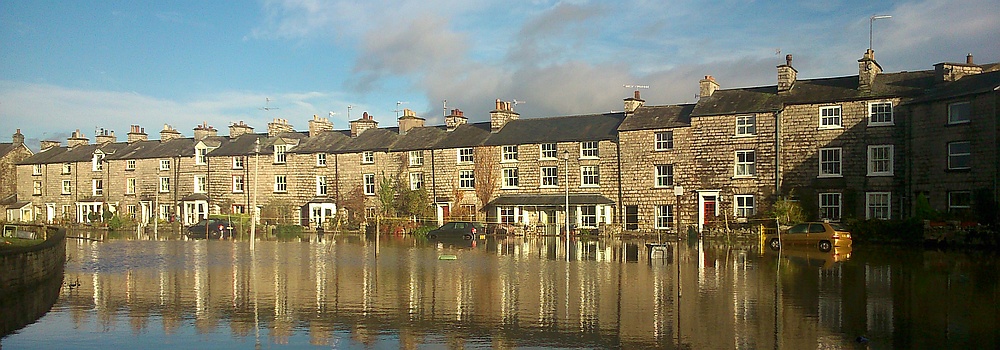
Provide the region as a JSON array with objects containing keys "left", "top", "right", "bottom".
[
  {"left": 126, "top": 178, "right": 136, "bottom": 195},
  {"left": 735, "top": 115, "right": 756, "bottom": 136},
  {"left": 819, "top": 105, "right": 842, "bottom": 129},
  {"left": 125, "top": 160, "right": 135, "bottom": 170},
  {"left": 362, "top": 151, "right": 374, "bottom": 164},
  {"left": 948, "top": 191, "right": 972, "bottom": 213},
  {"left": 33, "top": 180, "right": 42, "bottom": 195},
  {"left": 868, "top": 101, "right": 893, "bottom": 126},
  {"left": 734, "top": 150, "right": 756, "bottom": 177},
  {"left": 409, "top": 172, "right": 423, "bottom": 190},
  {"left": 159, "top": 159, "right": 171, "bottom": 171},
  {"left": 195, "top": 147, "right": 207, "bottom": 165},
  {"left": 655, "top": 164, "right": 673, "bottom": 188},
  {"left": 581, "top": 165, "right": 599, "bottom": 187},
  {"left": 502, "top": 168, "right": 519, "bottom": 189},
  {"left": 274, "top": 145, "right": 287, "bottom": 164},
  {"left": 866, "top": 192, "right": 891, "bottom": 220},
  {"left": 580, "top": 141, "right": 599, "bottom": 158},
  {"left": 316, "top": 176, "right": 328, "bottom": 195},
  {"left": 459, "top": 170, "right": 475, "bottom": 189},
  {"left": 655, "top": 131, "right": 673, "bottom": 151},
  {"left": 540, "top": 166, "right": 558, "bottom": 187},
  {"left": 734, "top": 195, "right": 754, "bottom": 217},
  {"left": 32, "top": 164, "right": 42, "bottom": 175},
  {"left": 274, "top": 175, "right": 287, "bottom": 193},
  {"left": 62, "top": 163, "right": 72, "bottom": 174},
  {"left": 409, "top": 151, "right": 423, "bottom": 166},
  {"left": 457, "top": 148, "right": 474, "bottom": 163},
  {"left": 194, "top": 175, "right": 207, "bottom": 193},
  {"left": 159, "top": 177, "right": 170, "bottom": 193},
  {"left": 818, "top": 147, "right": 842, "bottom": 178},
  {"left": 867, "top": 145, "right": 894, "bottom": 176},
  {"left": 317, "top": 153, "right": 327, "bottom": 167},
  {"left": 819, "top": 193, "right": 841, "bottom": 221},
  {"left": 580, "top": 205, "right": 597, "bottom": 228},
  {"left": 363, "top": 174, "right": 376, "bottom": 195},
  {"left": 947, "top": 141, "right": 971, "bottom": 170},
  {"left": 92, "top": 154, "right": 104, "bottom": 172},
  {"left": 232, "top": 156, "right": 244, "bottom": 169},
  {"left": 948, "top": 101, "right": 971, "bottom": 124},
  {"left": 540, "top": 143, "right": 557, "bottom": 159},
  {"left": 92, "top": 179, "right": 103, "bottom": 196},
  {"left": 232, "top": 175, "right": 244, "bottom": 193},
  {"left": 499, "top": 206, "right": 515, "bottom": 223},
  {"left": 62, "top": 180, "right": 72, "bottom": 195},
  {"left": 655, "top": 205, "right": 673, "bottom": 229},
  {"left": 502, "top": 145, "right": 518, "bottom": 162}
]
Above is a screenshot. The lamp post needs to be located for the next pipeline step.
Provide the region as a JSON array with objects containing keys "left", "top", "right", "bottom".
[
  {"left": 869, "top": 15, "right": 891, "bottom": 52},
  {"left": 562, "top": 150, "right": 570, "bottom": 261},
  {"left": 251, "top": 138, "right": 260, "bottom": 249},
  {"left": 674, "top": 185, "right": 683, "bottom": 235}
]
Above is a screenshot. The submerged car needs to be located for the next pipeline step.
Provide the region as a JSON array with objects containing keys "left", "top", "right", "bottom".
[
  {"left": 764, "top": 221, "right": 852, "bottom": 252},
  {"left": 186, "top": 219, "right": 234, "bottom": 239},
  {"left": 427, "top": 221, "right": 485, "bottom": 240}
]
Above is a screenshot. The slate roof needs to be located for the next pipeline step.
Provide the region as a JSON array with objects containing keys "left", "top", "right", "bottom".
[
  {"left": 619, "top": 104, "right": 695, "bottom": 131},
  {"left": 336, "top": 128, "right": 400, "bottom": 153},
  {"left": 18, "top": 142, "right": 128, "bottom": 165},
  {"left": 208, "top": 132, "right": 307, "bottom": 157},
  {"left": 290, "top": 130, "right": 353, "bottom": 153},
  {"left": 906, "top": 69, "right": 1000, "bottom": 103},
  {"left": 0, "top": 143, "right": 28, "bottom": 158},
  {"left": 431, "top": 122, "right": 492, "bottom": 149},
  {"left": 484, "top": 113, "right": 625, "bottom": 146},
  {"left": 391, "top": 126, "right": 448, "bottom": 152}
]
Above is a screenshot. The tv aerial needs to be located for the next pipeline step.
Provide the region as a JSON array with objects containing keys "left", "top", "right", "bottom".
[{"left": 259, "top": 98, "right": 279, "bottom": 112}]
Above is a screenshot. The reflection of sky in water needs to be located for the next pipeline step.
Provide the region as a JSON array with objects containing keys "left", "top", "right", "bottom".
[{"left": 4, "top": 233, "right": 998, "bottom": 349}]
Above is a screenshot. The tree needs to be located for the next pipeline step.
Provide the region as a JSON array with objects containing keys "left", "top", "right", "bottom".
[
  {"left": 340, "top": 185, "right": 366, "bottom": 228},
  {"left": 473, "top": 146, "right": 498, "bottom": 214}
]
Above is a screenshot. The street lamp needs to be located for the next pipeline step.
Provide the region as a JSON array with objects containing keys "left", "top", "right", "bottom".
[
  {"left": 674, "top": 185, "right": 684, "bottom": 235},
  {"left": 869, "top": 15, "right": 891, "bottom": 53},
  {"left": 562, "top": 150, "right": 570, "bottom": 239},
  {"left": 251, "top": 138, "right": 260, "bottom": 249}
]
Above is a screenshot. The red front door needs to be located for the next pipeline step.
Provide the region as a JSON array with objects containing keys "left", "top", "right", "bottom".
[{"left": 703, "top": 198, "right": 716, "bottom": 225}]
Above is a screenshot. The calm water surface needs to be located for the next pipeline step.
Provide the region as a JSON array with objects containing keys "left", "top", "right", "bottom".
[{"left": 2, "top": 230, "right": 998, "bottom": 349}]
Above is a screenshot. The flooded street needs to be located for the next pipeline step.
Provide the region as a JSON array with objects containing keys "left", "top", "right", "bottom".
[{"left": 2, "top": 230, "right": 998, "bottom": 349}]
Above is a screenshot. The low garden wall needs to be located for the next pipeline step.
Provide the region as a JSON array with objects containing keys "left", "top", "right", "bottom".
[{"left": 0, "top": 225, "right": 66, "bottom": 295}]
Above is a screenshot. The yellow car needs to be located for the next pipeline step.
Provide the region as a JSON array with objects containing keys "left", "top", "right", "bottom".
[{"left": 764, "top": 222, "right": 852, "bottom": 252}]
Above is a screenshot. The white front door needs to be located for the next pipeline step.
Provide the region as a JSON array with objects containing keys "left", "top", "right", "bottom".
[{"left": 46, "top": 204, "right": 56, "bottom": 223}]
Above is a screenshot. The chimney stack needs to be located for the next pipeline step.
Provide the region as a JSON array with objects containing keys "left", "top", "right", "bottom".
[
  {"left": 934, "top": 54, "right": 983, "bottom": 82},
  {"left": 349, "top": 112, "right": 379, "bottom": 137},
  {"left": 699, "top": 76, "right": 720, "bottom": 99},
  {"left": 67, "top": 129, "right": 89, "bottom": 148},
  {"left": 490, "top": 99, "right": 520, "bottom": 132},
  {"left": 397, "top": 108, "right": 425, "bottom": 135},
  {"left": 308, "top": 114, "right": 334, "bottom": 136},
  {"left": 624, "top": 90, "right": 645, "bottom": 114},
  {"left": 95, "top": 128, "right": 116, "bottom": 144},
  {"left": 229, "top": 121, "right": 254, "bottom": 139},
  {"left": 12, "top": 129, "right": 24, "bottom": 146},
  {"left": 193, "top": 122, "right": 218, "bottom": 141},
  {"left": 777, "top": 54, "right": 797, "bottom": 93},
  {"left": 40, "top": 140, "right": 60, "bottom": 151},
  {"left": 445, "top": 109, "right": 467, "bottom": 132},
  {"left": 858, "top": 49, "right": 882, "bottom": 93},
  {"left": 159, "top": 124, "right": 182, "bottom": 142},
  {"left": 127, "top": 125, "right": 148, "bottom": 143},
  {"left": 267, "top": 118, "right": 294, "bottom": 137}
]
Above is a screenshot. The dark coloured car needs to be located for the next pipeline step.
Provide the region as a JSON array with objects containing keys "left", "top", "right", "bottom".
[
  {"left": 186, "top": 219, "right": 234, "bottom": 239},
  {"left": 427, "top": 221, "right": 485, "bottom": 240}
]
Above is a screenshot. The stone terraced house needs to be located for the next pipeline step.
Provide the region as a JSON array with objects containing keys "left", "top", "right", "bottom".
[
  {"left": 12, "top": 50, "right": 1000, "bottom": 232},
  {"left": 0, "top": 129, "right": 33, "bottom": 221}
]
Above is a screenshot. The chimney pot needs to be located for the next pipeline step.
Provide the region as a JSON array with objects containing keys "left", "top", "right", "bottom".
[
  {"left": 967, "top": 53, "right": 974, "bottom": 65},
  {"left": 785, "top": 54, "right": 792, "bottom": 66}
]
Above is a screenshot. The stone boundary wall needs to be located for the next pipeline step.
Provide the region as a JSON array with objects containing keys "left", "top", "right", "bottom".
[{"left": 0, "top": 225, "right": 66, "bottom": 295}]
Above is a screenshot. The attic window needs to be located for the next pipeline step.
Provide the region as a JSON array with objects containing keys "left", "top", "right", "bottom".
[
  {"left": 274, "top": 145, "right": 287, "bottom": 164},
  {"left": 195, "top": 147, "right": 208, "bottom": 165}
]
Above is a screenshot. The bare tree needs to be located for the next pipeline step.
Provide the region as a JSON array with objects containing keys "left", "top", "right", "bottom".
[{"left": 473, "top": 146, "right": 498, "bottom": 215}]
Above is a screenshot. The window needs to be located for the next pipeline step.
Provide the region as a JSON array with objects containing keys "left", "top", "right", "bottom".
[
  {"left": 32, "top": 164, "right": 42, "bottom": 175},
  {"left": 194, "top": 175, "right": 207, "bottom": 193},
  {"left": 125, "top": 160, "right": 135, "bottom": 170},
  {"left": 160, "top": 159, "right": 171, "bottom": 171},
  {"left": 655, "top": 205, "right": 673, "bottom": 229},
  {"left": 457, "top": 148, "right": 474, "bottom": 163},
  {"left": 625, "top": 206, "right": 638, "bottom": 230},
  {"left": 409, "top": 172, "right": 423, "bottom": 190},
  {"left": 233, "top": 157, "right": 244, "bottom": 169},
  {"left": 232, "top": 175, "right": 244, "bottom": 193},
  {"left": 159, "top": 204, "right": 171, "bottom": 220},
  {"left": 92, "top": 179, "right": 104, "bottom": 196},
  {"left": 126, "top": 178, "right": 136, "bottom": 195},
  {"left": 540, "top": 166, "right": 558, "bottom": 187},
  {"left": 867, "top": 145, "right": 894, "bottom": 176},
  {"left": 232, "top": 204, "right": 246, "bottom": 214},
  {"left": 159, "top": 177, "right": 170, "bottom": 192},
  {"left": 948, "top": 141, "right": 971, "bottom": 170},
  {"left": 92, "top": 154, "right": 104, "bottom": 171},
  {"left": 363, "top": 174, "right": 376, "bottom": 195},
  {"left": 317, "top": 153, "right": 327, "bottom": 167},
  {"left": 819, "top": 106, "right": 842, "bottom": 128},
  {"left": 869, "top": 102, "right": 893, "bottom": 125},
  {"left": 274, "top": 175, "right": 287, "bottom": 192},
  {"left": 948, "top": 101, "right": 970, "bottom": 124},
  {"left": 358, "top": 151, "right": 373, "bottom": 164},
  {"left": 459, "top": 170, "right": 475, "bottom": 189},
  {"left": 274, "top": 145, "right": 287, "bottom": 164},
  {"left": 735, "top": 150, "right": 756, "bottom": 177},
  {"left": 655, "top": 131, "right": 674, "bottom": 151},
  {"left": 502, "top": 168, "right": 519, "bottom": 188},
  {"left": 581, "top": 166, "right": 599, "bottom": 187},
  {"left": 364, "top": 207, "right": 377, "bottom": 220},
  {"left": 948, "top": 191, "right": 972, "bottom": 215},
  {"left": 580, "top": 141, "right": 599, "bottom": 158},
  {"left": 540, "top": 143, "right": 557, "bottom": 159},
  {"left": 62, "top": 163, "right": 72, "bottom": 174},
  {"left": 866, "top": 192, "right": 891, "bottom": 220},
  {"left": 655, "top": 164, "right": 673, "bottom": 188},
  {"left": 819, "top": 193, "right": 841, "bottom": 221},
  {"left": 734, "top": 195, "right": 754, "bottom": 217},
  {"left": 126, "top": 205, "right": 136, "bottom": 219},
  {"left": 409, "top": 151, "right": 423, "bottom": 166},
  {"left": 316, "top": 176, "right": 327, "bottom": 195},
  {"left": 62, "top": 180, "right": 72, "bottom": 195},
  {"left": 33, "top": 180, "right": 42, "bottom": 195},
  {"left": 502, "top": 145, "right": 518, "bottom": 162},
  {"left": 580, "top": 206, "right": 597, "bottom": 227},
  {"left": 499, "top": 206, "right": 515, "bottom": 223},
  {"left": 736, "top": 115, "right": 756, "bottom": 136},
  {"left": 195, "top": 148, "right": 207, "bottom": 165},
  {"left": 819, "top": 148, "right": 842, "bottom": 177}
]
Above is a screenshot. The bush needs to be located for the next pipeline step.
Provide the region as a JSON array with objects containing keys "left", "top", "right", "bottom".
[
  {"left": 410, "top": 225, "right": 436, "bottom": 238},
  {"left": 274, "top": 224, "right": 302, "bottom": 239},
  {"left": 847, "top": 218, "right": 923, "bottom": 244},
  {"left": 107, "top": 215, "right": 127, "bottom": 231}
]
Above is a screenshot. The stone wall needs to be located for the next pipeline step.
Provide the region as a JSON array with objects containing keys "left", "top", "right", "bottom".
[{"left": 0, "top": 226, "right": 66, "bottom": 295}]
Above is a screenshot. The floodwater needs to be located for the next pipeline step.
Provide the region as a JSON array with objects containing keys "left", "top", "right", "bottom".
[{"left": 2, "top": 230, "right": 998, "bottom": 349}]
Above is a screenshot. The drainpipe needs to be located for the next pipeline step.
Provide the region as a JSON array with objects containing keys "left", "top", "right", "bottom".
[
  {"left": 431, "top": 149, "right": 437, "bottom": 221},
  {"left": 615, "top": 138, "right": 623, "bottom": 231},
  {"left": 774, "top": 110, "right": 782, "bottom": 196}
]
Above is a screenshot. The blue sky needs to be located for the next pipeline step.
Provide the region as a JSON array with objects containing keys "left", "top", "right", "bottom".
[{"left": 2, "top": 0, "right": 998, "bottom": 149}]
